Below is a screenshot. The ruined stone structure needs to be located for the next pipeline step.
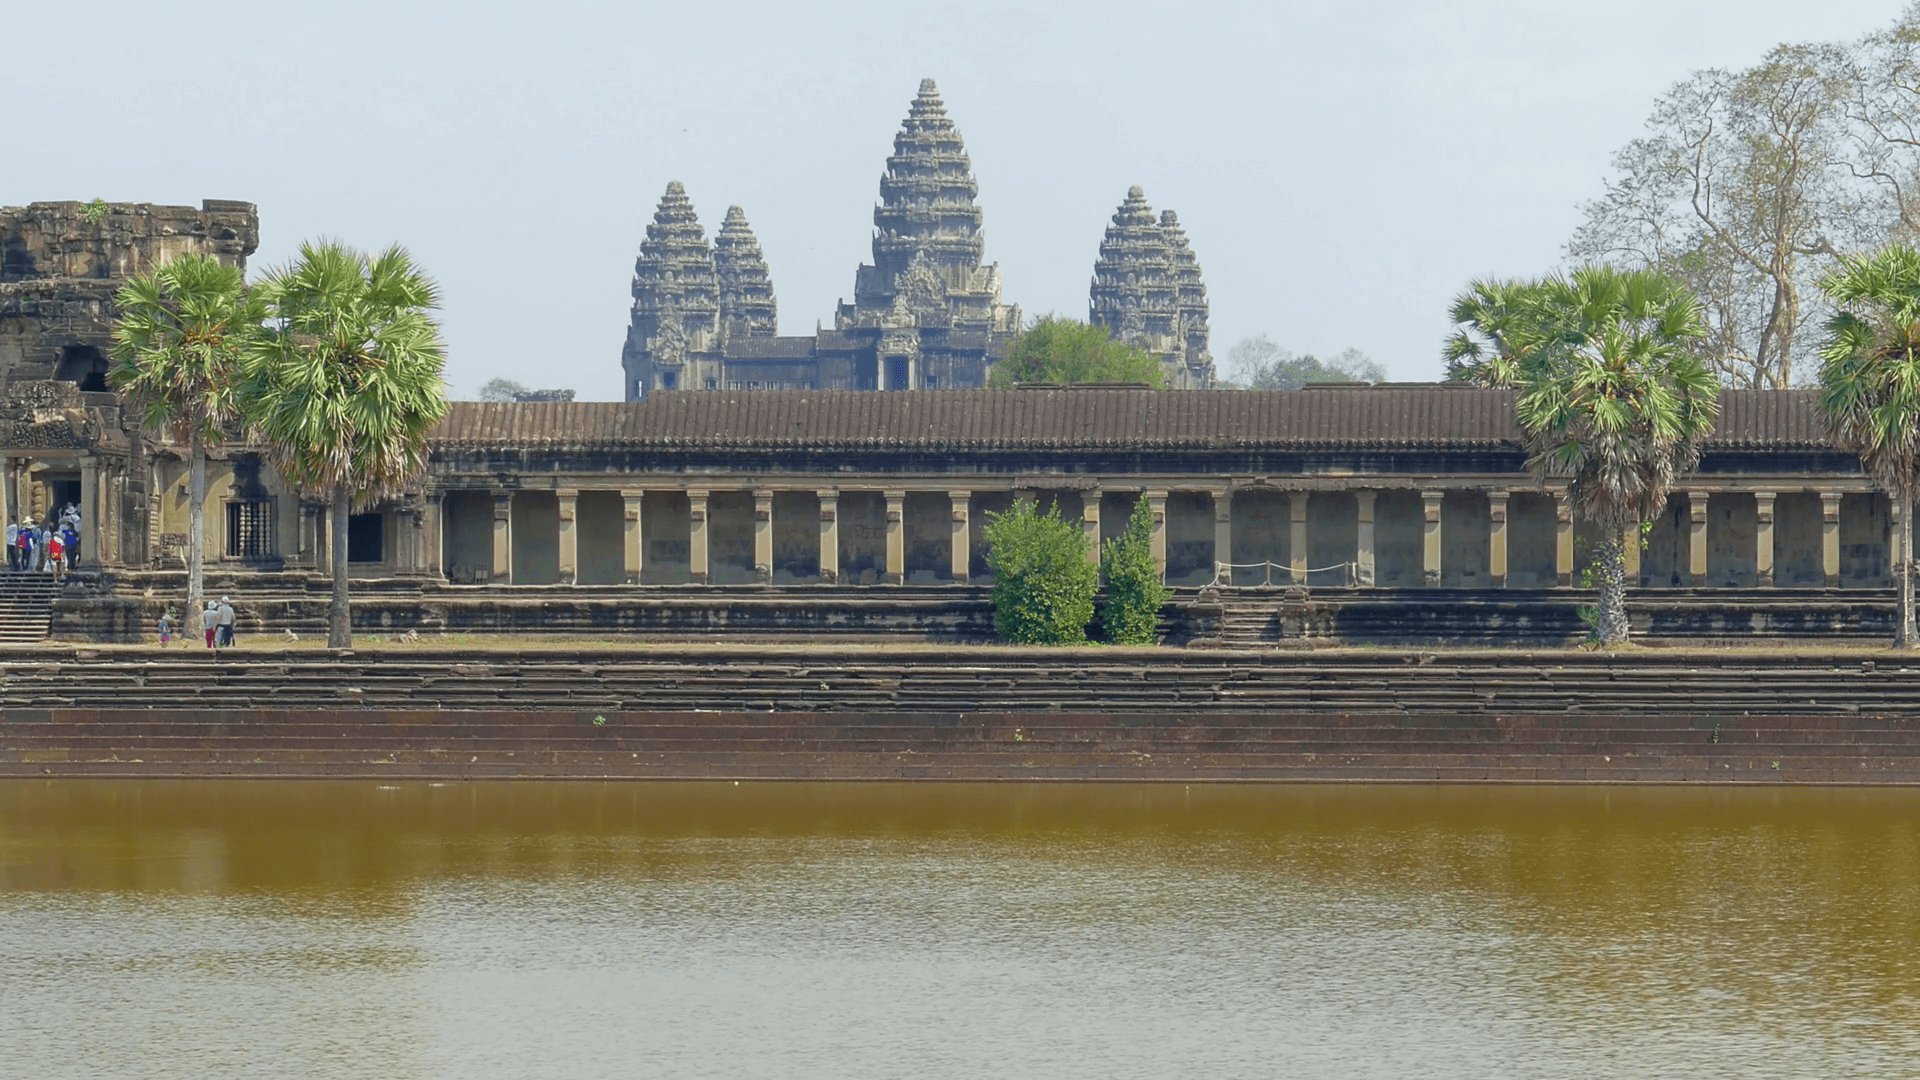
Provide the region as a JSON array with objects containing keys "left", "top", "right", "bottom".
[
  {"left": 0, "top": 201, "right": 303, "bottom": 578},
  {"left": 1089, "top": 187, "right": 1215, "bottom": 388},
  {"left": 620, "top": 79, "right": 1024, "bottom": 400}
]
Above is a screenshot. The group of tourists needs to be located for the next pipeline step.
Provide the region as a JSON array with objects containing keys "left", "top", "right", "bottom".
[
  {"left": 3, "top": 505, "right": 81, "bottom": 579},
  {"left": 154, "top": 595, "right": 239, "bottom": 648}
]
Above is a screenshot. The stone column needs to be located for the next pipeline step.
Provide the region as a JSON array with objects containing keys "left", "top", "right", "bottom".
[
  {"left": 818, "top": 489, "right": 840, "bottom": 584},
  {"left": 1622, "top": 524, "right": 1641, "bottom": 584},
  {"left": 79, "top": 456, "right": 100, "bottom": 570},
  {"left": 491, "top": 493, "right": 512, "bottom": 584},
  {"left": 1213, "top": 491, "right": 1233, "bottom": 583},
  {"left": 1421, "top": 490, "right": 1444, "bottom": 587},
  {"left": 1288, "top": 492, "right": 1309, "bottom": 585},
  {"left": 1821, "top": 491, "right": 1843, "bottom": 586},
  {"left": 884, "top": 490, "right": 905, "bottom": 585},
  {"left": 2, "top": 457, "right": 17, "bottom": 537},
  {"left": 1081, "top": 490, "right": 1102, "bottom": 567},
  {"left": 423, "top": 492, "right": 444, "bottom": 579},
  {"left": 1488, "top": 488, "right": 1509, "bottom": 588},
  {"left": 1754, "top": 491, "right": 1776, "bottom": 587},
  {"left": 300, "top": 500, "right": 320, "bottom": 571},
  {"left": 1554, "top": 493, "right": 1575, "bottom": 587},
  {"left": 1147, "top": 490, "right": 1168, "bottom": 581},
  {"left": 1354, "top": 490, "right": 1377, "bottom": 587},
  {"left": 688, "top": 489, "right": 709, "bottom": 584},
  {"left": 556, "top": 488, "right": 578, "bottom": 585},
  {"left": 622, "top": 492, "right": 644, "bottom": 584},
  {"left": 950, "top": 491, "right": 972, "bottom": 583},
  {"left": 1688, "top": 493, "right": 1709, "bottom": 587},
  {"left": 753, "top": 489, "right": 774, "bottom": 584}
]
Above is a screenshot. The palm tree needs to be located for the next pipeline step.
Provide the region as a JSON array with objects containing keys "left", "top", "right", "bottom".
[
  {"left": 1505, "top": 266, "right": 1719, "bottom": 645},
  {"left": 1815, "top": 246, "right": 1920, "bottom": 647},
  {"left": 108, "top": 253, "right": 263, "bottom": 619},
  {"left": 243, "top": 241, "right": 447, "bottom": 648},
  {"left": 1442, "top": 277, "right": 1550, "bottom": 387}
]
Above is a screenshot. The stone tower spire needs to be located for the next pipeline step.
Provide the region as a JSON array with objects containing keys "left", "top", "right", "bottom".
[
  {"left": 1088, "top": 187, "right": 1211, "bottom": 388},
  {"left": 865, "top": 78, "right": 986, "bottom": 302},
  {"left": 622, "top": 181, "right": 721, "bottom": 400},
  {"left": 1159, "top": 209, "right": 1213, "bottom": 385},
  {"left": 714, "top": 205, "right": 778, "bottom": 340}
]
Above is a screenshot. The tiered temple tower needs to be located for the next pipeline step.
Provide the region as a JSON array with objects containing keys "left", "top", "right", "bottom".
[
  {"left": 622, "top": 181, "right": 723, "bottom": 399},
  {"left": 714, "top": 205, "right": 778, "bottom": 341},
  {"left": 1089, "top": 186, "right": 1213, "bottom": 388},
  {"left": 838, "top": 78, "right": 1020, "bottom": 340}
]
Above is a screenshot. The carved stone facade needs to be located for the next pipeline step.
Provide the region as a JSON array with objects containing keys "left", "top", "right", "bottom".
[
  {"left": 620, "top": 79, "right": 1021, "bottom": 400},
  {"left": 1089, "top": 187, "right": 1214, "bottom": 388}
]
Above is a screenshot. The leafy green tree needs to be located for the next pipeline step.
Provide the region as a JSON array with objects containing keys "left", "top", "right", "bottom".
[
  {"left": 108, "top": 253, "right": 264, "bottom": 618},
  {"left": 242, "top": 241, "right": 448, "bottom": 648},
  {"left": 982, "top": 500, "right": 1097, "bottom": 645},
  {"left": 476, "top": 377, "right": 530, "bottom": 402},
  {"left": 1498, "top": 266, "right": 1719, "bottom": 645},
  {"left": 1816, "top": 246, "right": 1920, "bottom": 646},
  {"left": 1100, "top": 496, "right": 1167, "bottom": 645},
  {"left": 1225, "top": 334, "right": 1382, "bottom": 389},
  {"left": 988, "top": 315, "right": 1164, "bottom": 388}
]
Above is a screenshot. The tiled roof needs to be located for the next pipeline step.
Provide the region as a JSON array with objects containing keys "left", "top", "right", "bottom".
[{"left": 429, "top": 388, "right": 1834, "bottom": 451}]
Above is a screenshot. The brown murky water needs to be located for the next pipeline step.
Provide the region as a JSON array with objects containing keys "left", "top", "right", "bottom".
[{"left": 2, "top": 781, "right": 1917, "bottom": 1079}]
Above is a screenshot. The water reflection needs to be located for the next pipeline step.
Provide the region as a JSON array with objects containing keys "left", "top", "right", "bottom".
[{"left": 2, "top": 781, "right": 1917, "bottom": 1078}]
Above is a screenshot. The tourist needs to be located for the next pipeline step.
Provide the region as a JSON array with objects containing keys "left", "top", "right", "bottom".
[
  {"left": 3, "top": 519, "right": 16, "bottom": 572},
  {"left": 202, "top": 600, "right": 218, "bottom": 648},
  {"left": 216, "top": 596, "right": 236, "bottom": 648},
  {"left": 46, "top": 527, "right": 65, "bottom": 580},
  {"left": 16, "top": 518, "right": 33, "bottom": 572},
  {"left": 157, "top": 607, "right": 175, "bottom": 648},
  {"left": 60, "top": 520, "right": 78, "bottom": 569}
]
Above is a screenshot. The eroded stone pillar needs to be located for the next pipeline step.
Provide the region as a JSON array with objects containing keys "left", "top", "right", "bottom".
[
  {"left": 1688, "top": 493, "right": 1709, "bottom": 587},
  {"left": 1213, "top": 491, "right": 1233, "bottom": 583},
  {"left": 1289, "top": 492, "right": 1309, "bottom": 584},
  {"left": 753, "top": 489, "right": 774, "bottom": 583},
  {"left": 1147, "top": 490, "right": 1168, "bottom": 581},
  {"left": 884, "top": 490, "right": 905, "bottom": 585},
  {"left": 1754, "top": 491, "right": 1776, "bottom": 587},
  {"left": 688, "top": 489, "right": 710, "bottom": 584},
  {"left": 1822, "top": 491, "right": 1843, "bottom": 587},
  {"left": 818, "top": 489, "right": 840, "bottom": 584},
  {"left": 1081, "top": 490, "right": 1102, "bottom": 567},
  {"left": 950, "top": 491, "right": 973, "bottom": 583},
  {"left": 1355, "top": 490, "right": 1377, "bottom": 587},
  {"left": 79, "top": 456, "right": 100, "bottom": 570},
  {"left": 1488, "top": 488, "right": 1509, "bottom": 588},
  {"left": 556, "top": 489, "right": 578, "bottom": 585},
  {"left": 1622, "top": 524, "right": 1641, "bottom": 584},
  {"left": 2, "top": 457, "right": 17, "bottom": 537},
  {"left": 423, "top": 492, "right": 444, "bottom": 579},
  {"left": 622, "top": 492, "right": 643, "bottom": 584},
  {"left": 1554, "top": 493, "right": 1574, "bottom": 587},
  {"left": 1421, "top": 490, "right": 1444, "bottom": 587},
  {"left": 491, "top": 493, "right": 512, "bottom": 584}
]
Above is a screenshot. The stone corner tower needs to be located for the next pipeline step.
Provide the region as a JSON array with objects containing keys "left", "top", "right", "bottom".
[
  {"left": 1089, "top": 186, "right": 1213, "bottom": 389},
  {"left": 622, "top": 181, "right": 722, "bottom": 400},
  {"left": 714, "top": 205, "right": 778, "bottom": 341}
]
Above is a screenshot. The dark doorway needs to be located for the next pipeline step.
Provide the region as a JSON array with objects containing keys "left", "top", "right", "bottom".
[
  {"left": 56, "top": 346, "right": 110, "bottom": 391},
  {"left": 855, "top": 356, "right": 878, "bottom": 391},
  {"left": 885, "top": 356, "right": 909, "bottom": 390},
  {"left": 347, "top": 513, "right": 384, "bottom": 563}
]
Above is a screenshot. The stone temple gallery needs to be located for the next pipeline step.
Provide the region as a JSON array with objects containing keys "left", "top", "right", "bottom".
[{"left": 0, "top": 82, "right": 1908, "bottom": 644}]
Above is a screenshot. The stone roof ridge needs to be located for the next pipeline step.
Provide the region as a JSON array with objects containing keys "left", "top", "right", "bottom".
[{"left": 714, "top": 204, "right": 778, "bottom": 339}]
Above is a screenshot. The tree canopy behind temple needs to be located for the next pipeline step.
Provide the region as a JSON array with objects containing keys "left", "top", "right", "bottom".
[
  {"left": 1224, "top": 334, "right": 1383, "bottom": 389},
  {"left": 988, "top": 315, "right": 1164, "bottom": 388}
]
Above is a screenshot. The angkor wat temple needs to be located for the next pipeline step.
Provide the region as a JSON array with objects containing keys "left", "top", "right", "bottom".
[
  {"left": 0, "top": 177, "right": 1910, "bottom": 647},
  {"left": 618, "top": 79, "right": 1215, "bottom": 398}
]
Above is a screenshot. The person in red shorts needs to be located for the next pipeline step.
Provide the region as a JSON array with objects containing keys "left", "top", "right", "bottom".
[{"left": 202, "top": 599, "right": 219, "bottom": 648}]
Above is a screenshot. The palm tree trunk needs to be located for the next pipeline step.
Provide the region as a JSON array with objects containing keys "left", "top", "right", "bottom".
[
  {"left": 329, "top": 485, "right": 352, "bottom": 649},
  {"left": 1595, "top": 533, "right": 1629, "bottom": 645},
  {"left": 1902, "top": 499, "right": 1917, "bottom": 648},
  {"left": 187, "top": 429, "right": 206, "bottom": 622}
]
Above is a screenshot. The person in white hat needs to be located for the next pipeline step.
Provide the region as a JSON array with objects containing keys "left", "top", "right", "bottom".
[{"left": 216, "top": 596, "right": 236, "bottom": 647}]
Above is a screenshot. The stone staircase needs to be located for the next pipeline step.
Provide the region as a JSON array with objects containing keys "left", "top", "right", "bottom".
[
  {"left": 0, "top": 573, "right": 58, "bottom": 645},
  {"left": 3, "top": 649, "right": 1918, "bottom": 781}
]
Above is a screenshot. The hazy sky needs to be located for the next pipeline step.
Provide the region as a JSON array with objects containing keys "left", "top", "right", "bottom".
[{"left": 6, "top": 0, "right": 1908, "bottom": 396}]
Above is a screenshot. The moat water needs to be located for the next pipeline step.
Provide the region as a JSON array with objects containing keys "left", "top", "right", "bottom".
[{"left": 2, "top": 781, "right": 1916, "bottom": 1079}]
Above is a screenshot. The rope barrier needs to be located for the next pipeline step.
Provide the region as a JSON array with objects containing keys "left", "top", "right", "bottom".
[{"left": 1208, "top": 560, "right": 1357, "bottom": 587}]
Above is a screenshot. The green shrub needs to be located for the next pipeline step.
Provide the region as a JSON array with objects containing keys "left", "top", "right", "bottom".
[
  {"left": 982, "top": 500, "right": 1096, "bottom": 644},
  {"left": 1100, "top": 496, "right": 1168, "bottom": 645}
]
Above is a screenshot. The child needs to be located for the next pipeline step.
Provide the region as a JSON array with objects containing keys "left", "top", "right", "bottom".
[{"left": 157, "top": 608, "right": 175, "bottom": 648}]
